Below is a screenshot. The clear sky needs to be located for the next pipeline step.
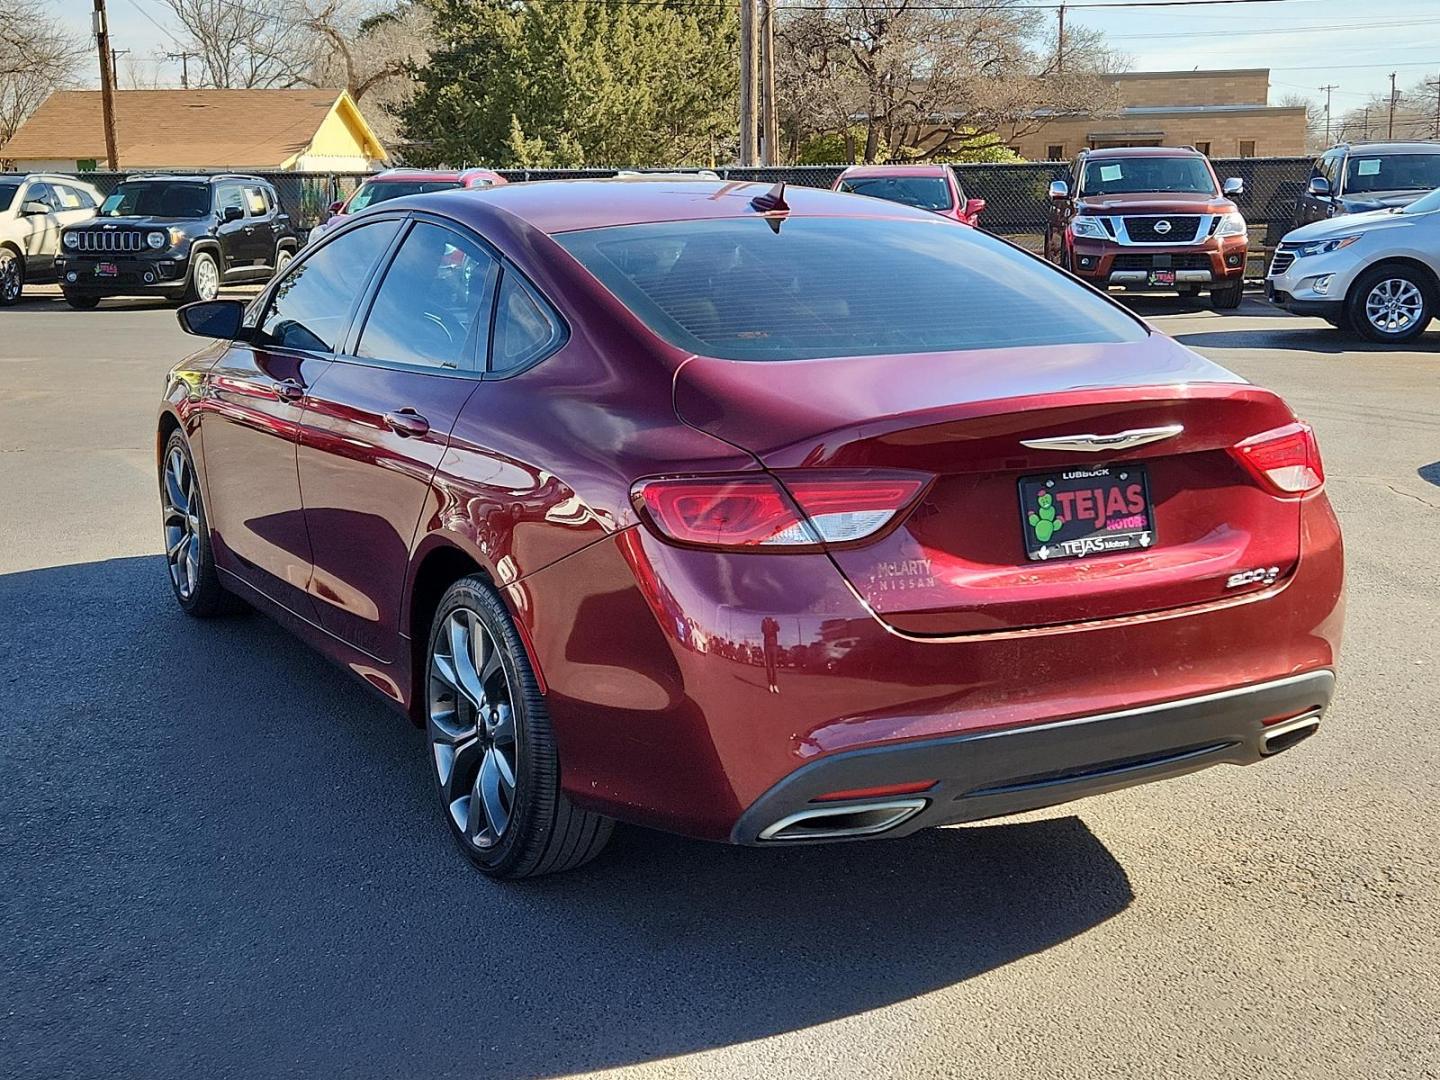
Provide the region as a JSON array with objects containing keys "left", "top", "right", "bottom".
[{"left": 44, "top": 0, "right": 1440, "bottom": 116}]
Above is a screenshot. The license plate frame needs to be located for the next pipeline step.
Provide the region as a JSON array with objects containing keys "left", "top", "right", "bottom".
[
  {"left": 96, "top": 262, "right": 119, "bottom": 278},
  {"left": 1148, "top": 268, "right": 1176, "bottom": 287},
  {"left": 1018, "top": 464, "right": 1157, "bottom": 562}
]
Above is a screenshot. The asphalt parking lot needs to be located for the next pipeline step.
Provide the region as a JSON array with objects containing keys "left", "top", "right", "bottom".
[{"left": 2, "top": 286, "right": 1438, "bottom": 1080}]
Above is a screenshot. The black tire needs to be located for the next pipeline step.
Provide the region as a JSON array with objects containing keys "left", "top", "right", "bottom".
[
  {"left": 183, "top": 250, "right": 221, "bottom": 303},
  {"left": 0, "top": 247, "right": 24, "bottom": 305},
  {"left": 1323, "top": 311, "right": 1354, "bottom": 332},
  {"left": 425, "top": 577, "right": 613, "bottom": 879},
  {"left": 1210, "top": 280, "right": 1244, "bottom": 310},
  {"left": 159, "top": 430, "right": 244, "bottom": 618},
  {"left": 63, "top": 292, "right": 100, "bottom": 310},
  {"left": 274, "top": 246, "right": 295, "bottom": 276},
  {"left": 1346, "top": 264, "right": 1435, "bottom": 344}
]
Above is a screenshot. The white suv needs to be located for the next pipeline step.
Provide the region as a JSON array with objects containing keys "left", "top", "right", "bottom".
[
  {"left": 0, "top": 175, "right": 103, "bottom": 305},
  {"left": 1267, "top": 185, "right": 1440, "bottom": 344}
]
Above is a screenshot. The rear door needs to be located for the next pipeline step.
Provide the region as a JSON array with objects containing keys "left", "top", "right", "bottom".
[
  {"left": 201, "top": 217, "right": 403, "bottom": 617},
  {"left": 243, "top": 183, "right": 277, "bottom": 270},
  {"left": 296, "top": 217, "right": 498, "bottom": 660}
]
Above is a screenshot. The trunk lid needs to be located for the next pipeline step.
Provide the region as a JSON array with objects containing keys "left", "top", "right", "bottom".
[{"left": 674, "top": 338, "right": 1303, "bottom": 634}]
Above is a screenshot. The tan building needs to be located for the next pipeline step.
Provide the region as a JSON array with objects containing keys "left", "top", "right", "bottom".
[
  {"left": 0, "top": 89, "right": 388, "bottom": 172},
  {"left": 1010, "top": 69, "right": 1308, "bottom": 161}
]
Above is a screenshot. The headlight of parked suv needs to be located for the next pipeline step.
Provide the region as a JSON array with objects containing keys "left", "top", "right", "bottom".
[
  {"left": 62, "top": 232, "right": 80, "bottom": 250},
  {"left": 1215, "top": 212, "right": 1247, "bottom": 237},
  {"left": 1294, "top": 234, "right": 1361, "bottom": 258},
  {"left": 1070, "top": 217, "right": 1108, "bottom": 239},
  {"left": 146, "top": 231, "right": 167, "bottom": 250}
]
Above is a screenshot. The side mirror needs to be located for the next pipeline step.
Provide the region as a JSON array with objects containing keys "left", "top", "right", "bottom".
[
  {"left": 178, "top": 298, "right": 246, "bottom": 341},
  {"left": 1222, "top": 177, "right": 1244, "bottom": 197},
  {"left": 964, "top": 197, "right": 986, "bottom": 217},
  {"left": 221, "top": 205, "right": 244, "bottom": 223},
  {"left": 1307, "top": 176, "right": 1331, "bottom": 197},
  {"left": 328, "top": 199, "right": 344, "bottom": 215},
  {"left": 20, "top": 200, "right": 49, "bottom": 216},
  {"left": 1048, "top": 180, "right": 1069, "bottom": 201}
]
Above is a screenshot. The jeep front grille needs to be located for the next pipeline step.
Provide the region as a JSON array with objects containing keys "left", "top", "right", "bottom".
[{"left": 72, "top": 230, "right": 144, "bottom": 253}]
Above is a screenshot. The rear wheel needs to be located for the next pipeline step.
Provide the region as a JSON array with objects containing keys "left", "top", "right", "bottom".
[
  {"left": 1210, "top": 279, "right": 1244, "bottom": 310},
  {"left": 63, "top": 292, "right": 100, "bottom": 310},
  {"left": 0, "top": 248, "right": 23, "bottom": 305},
  {"left": 1347, "top": 265, "right": 1434, "bottom": 344},
  {"left": 425, "top": 577, "right": 612, "bottom": 879}
]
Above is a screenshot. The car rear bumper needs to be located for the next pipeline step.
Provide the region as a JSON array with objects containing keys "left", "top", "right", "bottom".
[{"left": 731, "top": 669, "right": 1333, "bottom": 843}]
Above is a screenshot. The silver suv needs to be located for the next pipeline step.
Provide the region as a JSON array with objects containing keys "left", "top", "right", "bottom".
[{"left": 0, "top": 174, "right": 103, "bottom": 304}]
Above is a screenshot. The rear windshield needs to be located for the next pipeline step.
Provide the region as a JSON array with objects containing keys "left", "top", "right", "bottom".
[
  {"left": 555, "top": 217, "right": 1145, "bottom": 361},
  {"left": 1344, "top": 154, "right": 1440, "bottom": 194},
  {"left": 349, "top": 180, "right": 461, "bottom": 212},
  {"left": 1080, "top": 157, "right": 1216, "bottom": 196},
  {"left": 101, "top": 181, "right": 210, "bottom": 218},
  {"left": 838, "top": 176, "right": 953, "bottom": 211}
]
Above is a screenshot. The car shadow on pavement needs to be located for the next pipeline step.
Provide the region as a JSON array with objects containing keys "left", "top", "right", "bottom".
[
  {"left": 1, "top": 556, "right": 1133, "bottom": 1080},
  {"left": 1420, "top": 462, "right": 1440, "bottom": 488}
]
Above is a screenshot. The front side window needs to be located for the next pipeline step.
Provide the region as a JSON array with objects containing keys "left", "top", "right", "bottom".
[
  {"left": 348, "top": 180, "right": 461, "bottom": 213},
  {"left": 101, "top": 181, "right": 210, "bottom": 218},
  {"left": 357, "top": 222, "right": 499, "bottom": 371},
  {"left": 259, "top": 219, "right": 401, "bottom": 353},
  {"left": 24, "top": 183, "right": 56, "bottom": 209},
  {"left": 556, "top": 216, "right": 1145, "bottom": 362},
  {"left": 1079, "top": 157, "right": 1217, "bottom": 196},
  {"left": 216, "top": 184, "right": 245, "bottom": 217},
  {"left": 838, "top": 176, "right": 953, "bottom": 211},
  {"left": 1344, "top": 154, "right": 1440, "bottom": 195}
]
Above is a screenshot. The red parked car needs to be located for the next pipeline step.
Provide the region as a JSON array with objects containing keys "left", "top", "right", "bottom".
[
  {"left": 833, "top": 164, "right": 986, "bottom": 226},
  {"left": 159, "top": 179, "right": 1342, "bottom": 879},
  {"left": 306, "top": 167, "right": 506, "bottom": 244}
]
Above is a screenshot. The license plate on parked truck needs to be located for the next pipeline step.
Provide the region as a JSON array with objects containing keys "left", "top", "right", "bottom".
[
  {"left": 1019, "top": 465, "right": 1156, "bottom": 561},
  {"left": 96, "top": 262, "right": 119, "bottom": 277},
  {"left": 1149, "top": 269, "right": 1176, "bottom": 286}
]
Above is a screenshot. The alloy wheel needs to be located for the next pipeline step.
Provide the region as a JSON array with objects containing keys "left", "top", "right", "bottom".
[
  {"left": 0, "top": 251, "right": 21, "bottom": 303},
  {"left": 194, "top": 256, "right": 220, "bottom": 301},
  {"left": 161, "top": 445, "right": 201, "bottom": 599},
  {"left": 1364, "top": 277, "right": 1424, "bottom": 335},
  {"left": 428, "top": 607, "right": 520, "bottom": 850}
]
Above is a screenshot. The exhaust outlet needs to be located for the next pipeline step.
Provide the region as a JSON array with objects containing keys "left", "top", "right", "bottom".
[
  {"left": 758, "top": 799, "right": 927, "bottom": 842},
  {"left": 1262, "top": 710, "right": 1321, "bottom": 755}
]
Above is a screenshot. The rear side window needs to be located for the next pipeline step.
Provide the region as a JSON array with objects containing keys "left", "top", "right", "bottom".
[
  {"left": 357, "top": 221, "right": 499, "bottom": 371},
  {"left": 555, "top": 217, "right": 1145, "bottom": 362},
  {"left": 259, "top": 220, "right": 401, "bottom": 353},
  {"left": 243, "top": 186, "right": 269, "bottom": 215},
  {"left": 490, "top": 271, "right": 564, "bottom": 373}
]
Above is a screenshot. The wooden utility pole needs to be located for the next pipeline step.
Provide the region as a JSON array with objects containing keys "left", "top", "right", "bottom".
[
  {"left": 1056, "top": 4, "right": 1066, "bottom": 73},
  {"left": 166, "top": 50, "right": 196, "bottom": 89},
  {"left": 759, "top": 0, "right": 778, "bottom": 165},
  {"left": 1387, "top": 72, "right": 1398, "bottom": 140},
  {"left": 738, "top": 0, "right": 757, "bottom": 166},
  {"left": 1319, "top": 84, "right": 1337, "bottom": 145},
  {"left": 92, "top": 0, "right": 119, "bottom": 169}
]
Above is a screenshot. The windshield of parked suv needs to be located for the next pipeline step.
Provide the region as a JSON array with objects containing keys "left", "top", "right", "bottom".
[
  {"left": 1080, "top": 156, "right": 1216, "bottom": 196},
  {"left": 1344, "top": 154, "right": 1440, "bottom": 194},
  {"left": 347, "top": 180, "right": 461, "bottom": 212},
  {"left": 556, "top": 217, "right": 1145, "bottom": 361},
  {"left": 0, "top": 183, "right": 18, "bottom": 212},
  {"left": 1399, "top": 187, "right": 1440, "bottom": 214},
  {"left": 100, "top": 181, "right": 210, "bottom": 218},
  {"left": 837, "top": 176, "right": 953, "bottom": 211}
]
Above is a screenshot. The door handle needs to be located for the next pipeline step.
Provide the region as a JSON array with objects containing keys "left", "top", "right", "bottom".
[
  {"left": 384, "top": 408, "right": 431, "bottom": 438},
  {"left": 274, "top": 378, "right": 305, "bottom": 402}
]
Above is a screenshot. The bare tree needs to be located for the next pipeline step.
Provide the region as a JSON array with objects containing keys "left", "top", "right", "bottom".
[
  {"left": 775, "top": 0, "right": 1122, "bottom": 163},
  {"left": 160, "top": 0, "right": 322, "bottom": 88},
  {"left": 302, "top": 1, "right": 435, "bottom": 143},
  {"left": 0, "top": 0, "right": 87, "bottom": 145}
]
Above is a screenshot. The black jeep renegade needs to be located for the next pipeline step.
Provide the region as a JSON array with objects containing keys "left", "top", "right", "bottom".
[{"left": 56, "top": 174, "right": 298, "bottom": 309}]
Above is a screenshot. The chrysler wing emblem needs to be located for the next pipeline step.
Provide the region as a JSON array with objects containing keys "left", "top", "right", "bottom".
[
  {"left": 1153, "top": 219, "right": 1172, "bottom": 234},
  {"left": 1020, "top": 424, "right": 1184, "bottom": 453}
]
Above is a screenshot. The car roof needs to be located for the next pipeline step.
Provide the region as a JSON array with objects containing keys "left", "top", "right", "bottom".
[
  {"left": 1081, "top": 146, "right": 1204, "bottom": 159},
  {"left": 421, "top": 178, "right": 944, "bottom": 235},
  {"left": 1335, "top": 142, "right": 1440, "bottom": 155},
  {"left": 838, "top": 164, "right": 952, "bottom": 178},
  {"left": 119, "top": 173, "right": 266, "bottom": 184},
  {"left": 368, "top": 169, "right": 469, "bottom": 182}
]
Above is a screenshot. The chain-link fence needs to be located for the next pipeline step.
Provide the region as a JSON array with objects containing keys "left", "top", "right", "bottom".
[{"left": 6, "top": 157, "right": 1312, "bottom": 253}]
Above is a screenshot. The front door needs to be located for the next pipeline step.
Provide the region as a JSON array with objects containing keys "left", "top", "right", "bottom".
[
  {"left": 297, "top": 219, "right": 498, "bottom": 661},
  {"left": 200, "top": 216, "right": 403, "bottom": 617}
]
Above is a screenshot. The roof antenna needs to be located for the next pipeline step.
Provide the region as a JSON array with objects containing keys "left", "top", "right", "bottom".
[{"left": 750, "top": 181, "right": 789, "bottom": 232}]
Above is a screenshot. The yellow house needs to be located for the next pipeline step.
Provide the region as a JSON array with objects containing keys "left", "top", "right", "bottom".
[{"left": 0, "top": 89, "right": 388, "bottom": 172}]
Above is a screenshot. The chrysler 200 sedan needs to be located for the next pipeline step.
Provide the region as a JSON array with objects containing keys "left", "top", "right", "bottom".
[{"left": 158, "top": 179, "right": 1344, "bottom": 879}]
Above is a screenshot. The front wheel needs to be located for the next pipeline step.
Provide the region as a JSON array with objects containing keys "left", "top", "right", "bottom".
[
  {"left": 0, "top": 248, "right": 24, "bottom": 305},
  {"left": 160, "top": 430, "right": 241, "bottom": 617},
  {"left": 1210, "top": 280, "right": 1244, "bottom": 310},
  {"left": 274, "top": 247, "right": 294, "bottom": 275},
  {"left": 184, "top": 251, "right": 221, "bottom": 303},
  {"left": 425, "top": 578, "right": 613, "bottom": 879},
  {"left": 1347, "top": 266, "right": 1434, "bottom": 344}
]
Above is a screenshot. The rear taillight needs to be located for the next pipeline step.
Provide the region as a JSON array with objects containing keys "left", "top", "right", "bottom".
[
  {"left": 633, "top": 471, "right": 928, "bottom": 551},
  {"left": 1230, "top": 421, "right": 1325, "bottom": 495}
]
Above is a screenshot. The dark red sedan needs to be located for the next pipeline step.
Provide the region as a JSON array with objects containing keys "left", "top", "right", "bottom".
[{"left": 158, "top": 179, "right": 1343, "bottom": 879}]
